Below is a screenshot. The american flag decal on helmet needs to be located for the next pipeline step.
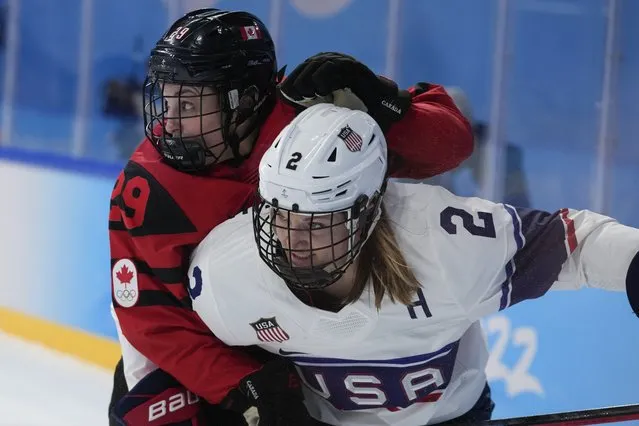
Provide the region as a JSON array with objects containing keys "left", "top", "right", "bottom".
[
  {"left": 250, "top": 317, "right": 290, "bottom": 343},
  {"left": 337, "top": 125, "right": 363, "bottom": 152}
]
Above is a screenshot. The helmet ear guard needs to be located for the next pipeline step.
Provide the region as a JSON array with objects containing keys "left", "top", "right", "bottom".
[
  {"left": 225, "top": 84, "right": 268, "bottom": 157},
  {"left": 345, "top": 186, "right": 386, "bottom": 255}
]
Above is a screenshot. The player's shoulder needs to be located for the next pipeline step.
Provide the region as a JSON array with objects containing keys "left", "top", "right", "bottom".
[
  {"left": 190, "top": 210, "right": 262, "bottom": 298},
  {"left": 110, "top": 145, "right": 200, "bottom": 236},
  {"left": 123, "top": 139, "right": 188, "bottom": 185},
  {"left": 383, "top": 180, "right": 513, "bottom": 263},
  {"left": 117, "top": 139, "right": 184, "bottom": 193},
  {"left": 189, "top": 210, "right": 272, "bottom": 339},
  {"left": 385, "top": 180, "right": 509, "bottom": 225},
  {"left": 383, "top": 180, "right": 461, "bottom": 235},
  {"left": 384, "top": 181, "right": 516, "bottom": 311},
  {"left": 111, "top": 139, "right": 257, "bottom": 236},
  {"left": 192, "top": 210, "right": 255, "bottom": 263}
]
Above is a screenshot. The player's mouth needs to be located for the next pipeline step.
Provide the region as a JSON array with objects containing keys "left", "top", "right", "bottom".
[{"left": 290, "top": 252, "right": 313, "bottom": 267}]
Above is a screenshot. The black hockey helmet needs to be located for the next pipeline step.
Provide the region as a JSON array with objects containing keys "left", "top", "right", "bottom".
[{"left": 143, "top": 8, "right": 278, "bottom": 172}]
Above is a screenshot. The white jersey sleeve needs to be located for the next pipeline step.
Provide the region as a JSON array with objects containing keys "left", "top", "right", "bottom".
[
  {"left": 187, "top": 211, "right": 260, "bottom": 347},
  {"left": 413, "top": 184, "right": 639, "bottom": 322}
]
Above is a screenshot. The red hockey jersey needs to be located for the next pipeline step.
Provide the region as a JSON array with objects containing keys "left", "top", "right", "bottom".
[{"left": 109, "top": 84, "right": 473, "bottom": 404}]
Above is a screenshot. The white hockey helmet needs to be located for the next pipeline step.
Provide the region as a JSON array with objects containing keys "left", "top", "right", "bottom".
[{"left": 252, "top": 103, "right": 387, "bottom": 290}]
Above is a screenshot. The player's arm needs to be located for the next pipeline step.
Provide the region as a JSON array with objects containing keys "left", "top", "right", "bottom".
[
  {"left": 436, "top": 191, "right": 639, "bottom": 320},
  {"left": 542, "top": 208, "right": 639, "bottom": 318},
  {"left": 110, "top": 368, "right": 212, "bottom": 425},
  {"left": 384, "top": 83, "right": 474, "bottom": 178},
  {"left": 277, "top": 52, "right": 474, "bottom": 178},
  {"left": 188, "top": 244, "right": 315, "bottom": 426},
  {"left": 109, "top": 163, "right": 262, "bottom": 404}
]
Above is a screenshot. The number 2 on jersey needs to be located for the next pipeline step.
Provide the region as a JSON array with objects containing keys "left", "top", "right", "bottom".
[{"left": 440, "top": 206, "right": 496, "bottom": 238}]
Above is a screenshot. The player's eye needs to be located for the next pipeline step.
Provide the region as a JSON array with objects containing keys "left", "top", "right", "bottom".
[{"left": 181, "top": 101, "right": 195, "bottom": 112}]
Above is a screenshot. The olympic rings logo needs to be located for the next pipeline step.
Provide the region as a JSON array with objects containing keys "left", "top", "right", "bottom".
[{"left": 116, "top": 289, "right": 137, "bottom": 301}]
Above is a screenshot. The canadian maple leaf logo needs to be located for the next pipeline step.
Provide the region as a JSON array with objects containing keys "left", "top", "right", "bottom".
[{"left": 116, "top": 265, "right": 134, "bottom": 286}]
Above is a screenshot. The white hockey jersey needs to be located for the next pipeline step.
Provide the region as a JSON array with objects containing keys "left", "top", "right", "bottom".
[{"left": 188, "top": 180, "right": 639, "bottom": 426}]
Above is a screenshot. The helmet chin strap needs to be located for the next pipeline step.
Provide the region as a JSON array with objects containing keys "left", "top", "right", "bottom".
[
  {"left": 158, "top": 136, "right": 209, "bottom": 171},
  {"left": 273, "top": 255, "right": 334, "bottom": 290},
  {"left": 345, "top": 195, "right": 383, "bottom": 259}
]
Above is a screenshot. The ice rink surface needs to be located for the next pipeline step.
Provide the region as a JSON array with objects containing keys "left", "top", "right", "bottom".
[{"left": 0, "top": 331, "right": 112, "bottom": 426}]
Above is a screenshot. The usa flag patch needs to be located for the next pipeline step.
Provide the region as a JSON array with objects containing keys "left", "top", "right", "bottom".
[
  {"left": 337, "top": 125, "right": 363, "bottom": 152},
  {"left": 250, "top": 317, "right": 290, "bottom": 343}
]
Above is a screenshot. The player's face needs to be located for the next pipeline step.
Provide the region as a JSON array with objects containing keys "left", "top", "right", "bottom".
[
  {"left": 162, "top": 84, "right": 224, "bottom": 155},
  {"left": 274, "top": 211, "right": 350, "bottom": 269}
]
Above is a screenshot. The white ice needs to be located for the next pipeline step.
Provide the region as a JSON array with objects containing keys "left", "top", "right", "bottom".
[{"left": 0, "top": 331, "right": 112, "bottom": 426}]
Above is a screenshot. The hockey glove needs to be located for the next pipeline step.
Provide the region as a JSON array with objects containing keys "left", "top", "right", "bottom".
[
  {"left": 221, "top": 358, "right": 315, "bottom": 426},
  {"left": 279, "top": 52, "right": 411, "bottom": 132},
  {"left": 109, "top": 368, "right": 247, "bottom": 425}
]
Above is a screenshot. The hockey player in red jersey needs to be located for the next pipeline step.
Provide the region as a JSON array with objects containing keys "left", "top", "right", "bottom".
[{"left": 108, "top": 7, "right": 474, "bottom": 426}]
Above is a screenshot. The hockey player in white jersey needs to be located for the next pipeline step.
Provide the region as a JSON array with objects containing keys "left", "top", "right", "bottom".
[{"left": 187, "top": 103, "right": 639, "bottom": 426}]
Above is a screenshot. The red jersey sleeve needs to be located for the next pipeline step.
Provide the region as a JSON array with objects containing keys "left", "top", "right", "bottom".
[
  {"left": 109, "top": 101, "right": 296, "bottom": 404},
  {"left": 109, "top": 142, "right": 262, "bottom": 404},
  {"left": 385, "top": 83, "right": 474, "bottom": 179}
]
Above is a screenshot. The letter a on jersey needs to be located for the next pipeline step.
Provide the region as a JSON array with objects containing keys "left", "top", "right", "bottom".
[{"left": 249, "top": 317, "right": 290, "bottom": 343}]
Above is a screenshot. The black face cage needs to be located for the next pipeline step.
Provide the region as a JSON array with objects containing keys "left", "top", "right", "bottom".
[
  {"left": 252, "top": 193, "right": 383, "bottom": 291},
  {"left": 143, "top": 76, "right": 241, "bottom": 172}
]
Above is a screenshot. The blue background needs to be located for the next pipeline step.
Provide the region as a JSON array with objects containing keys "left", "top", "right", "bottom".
[{"left": 0, "top": 0, "right": 637, "bottom": 421}]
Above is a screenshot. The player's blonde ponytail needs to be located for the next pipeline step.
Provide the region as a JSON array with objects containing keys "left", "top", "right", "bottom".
[{"left": 347, "top": 206, "right": 421, "bottom": 309}]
